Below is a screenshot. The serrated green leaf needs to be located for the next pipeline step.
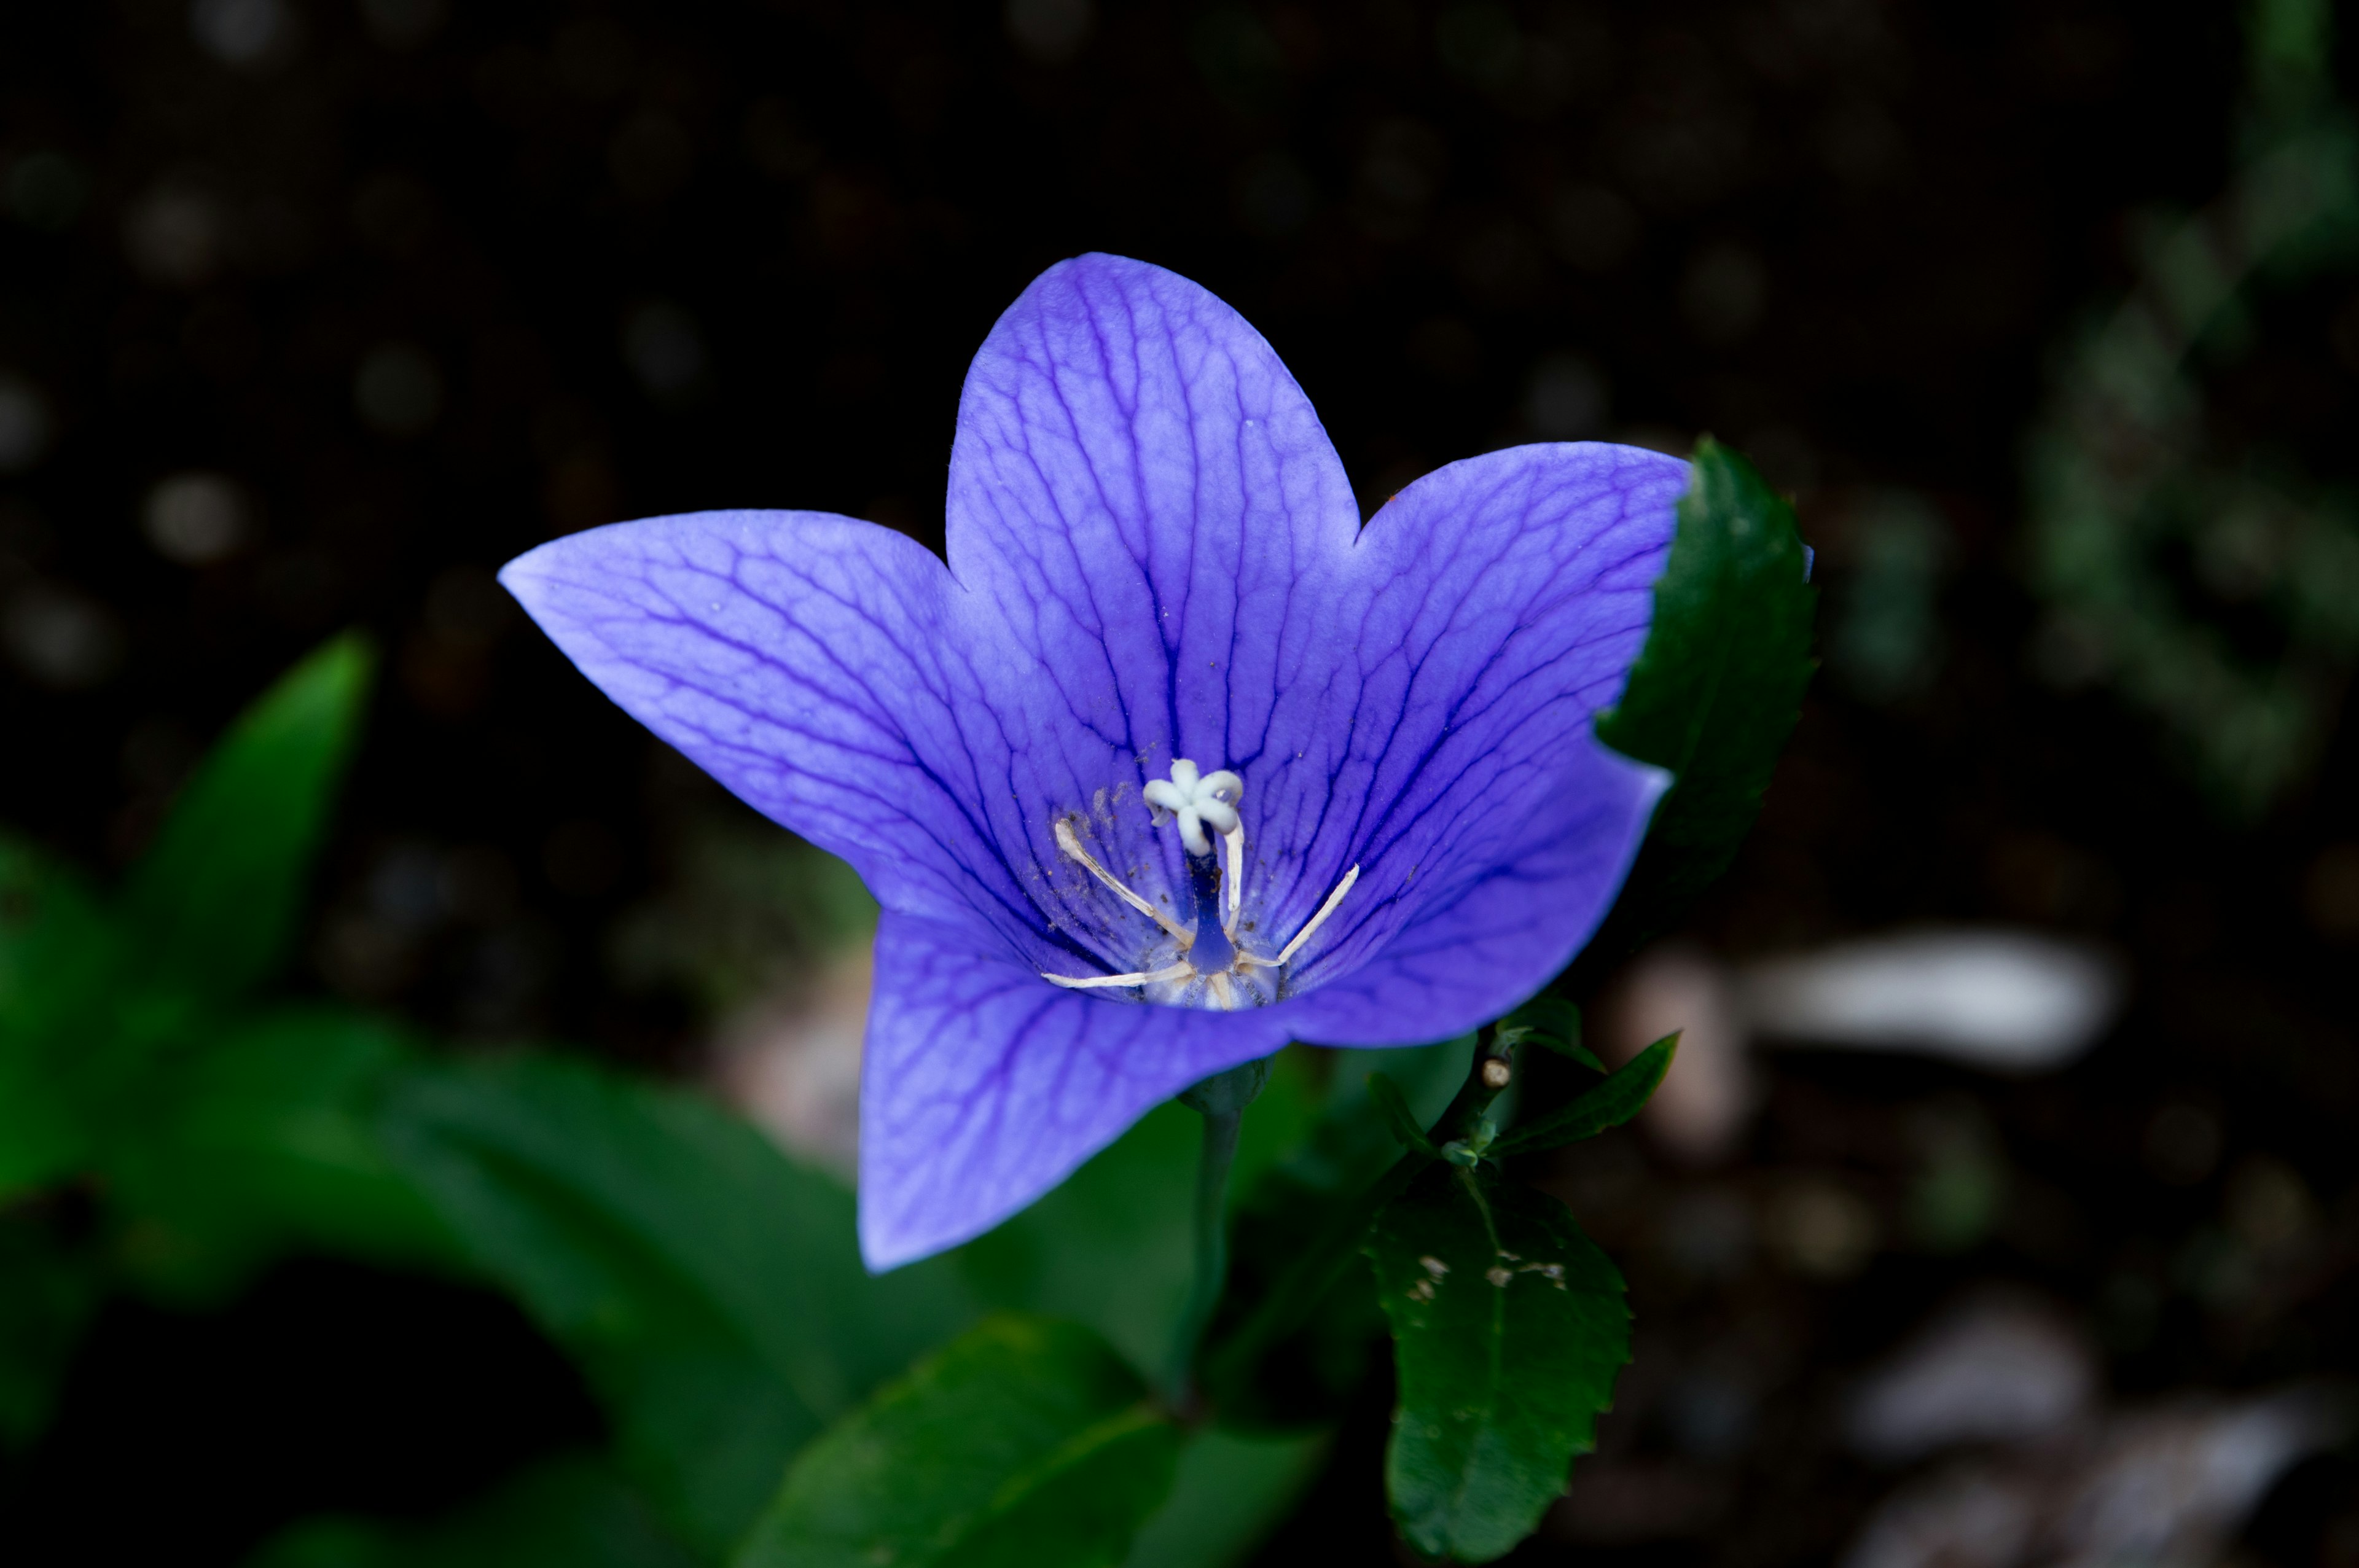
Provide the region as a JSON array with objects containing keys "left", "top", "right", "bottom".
[
  {"left": 1122, "top": 1427, "right": 1329, "bottom": 1568},
  {"left": 101, "top": 1008, "right": 456, "bottom": 1301},
  {"left": 245, "top": 1454, "right": 701, "bottom": 1568},
  {"left": 0, "top": 835, "right": 115, "bottom": 1195},
  {"left": 1491, "top": 1034, "right": 1677, "bottom": 1159},
  {"left": 379, "top": 1054, "right": 977, "bottom": 1554},
  {"left": 120, "top": 633, "right": 375, "bottom": 1008},
  {"left": 1589, "top": 440, "right": 1815, "bottom": 959},
  {"left": 1368, "top": 1166, "right": 1629, "bottom": 1562},
  {"left": 733, "top": 1315, "right": 1180, "bottom": 1568}
]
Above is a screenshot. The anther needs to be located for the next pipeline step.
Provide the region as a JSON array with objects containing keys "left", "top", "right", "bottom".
[
  {"left": 1055, "top": 819, "right": 1191, "bottom": 946},
  {"left": 1269, "top": 863, "right": 1359, "bottom": 969}
]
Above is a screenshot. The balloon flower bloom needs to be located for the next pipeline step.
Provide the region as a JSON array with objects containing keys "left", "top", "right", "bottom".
[{"left": 503, "top": 255, "right": 1684, "bottom": 1268}]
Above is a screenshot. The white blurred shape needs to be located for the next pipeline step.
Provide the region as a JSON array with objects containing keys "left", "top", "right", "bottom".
[
  {"left": 143, "top": 471, "right": 253, "bottom": 564},
  {"left": 1847, "top": 1297, "right": 2096, "bottom": 1464},
  {"left": 123, "top": 185, "right": 229, "bottom": 286},
  {"left": 1843, "top": 1387, "right": 2346, "bottom": 1568},
  {"left": 359, "top": 0, "right": 447, "bottom": 48},
  {"left": 621, "top": 302, "right": 708, "bottom": 399},
  {"left": 1524, "top": 353, "right": 1606, "bottom": 439},
  {"left": 716, "top": 945, "right": 870, "bottom": 1179},
  {"left": 3, "top": 584, "right": 123, "bottom": 688},
  {"left": 354, "top": 342, "right": 442, "bottom": 436},
  {"left": 191, "top": 0, "right": 289, "bottom": 65},
  {"left": 1737, "top": 928, "right": 2121, "bottom": 1072},
  {"left": 1006, "top": 0, "right": 1094, "bottom": 63},
  {"left": 1598, "top": 943, "right": 1753, "bottom": 1166},
  {"left": 0, "top": 375, "right": 52, "bottom": 472}
]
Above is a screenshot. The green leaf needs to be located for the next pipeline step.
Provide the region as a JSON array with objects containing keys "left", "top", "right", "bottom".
[
  {"left": 1367, "top": 1166, "right": 1629, "bottom": 1562},
  {"left": 1366, "top": 1072, "right": 1442, "bottom": 1157},
  {"left": 958, "top": 1059, "right": 1318, "bottom": 1380},
  {"left": 1122, "top": 1427, "right": 1329, "bottom": 1568},
  {"left": 0, "top": 1214, "right": 99, "bottom": 1450},
  {"left": 0, "top": 835, "right": 116, "bottom": 1195},
  {"left": 379, "top": 1053, "right": 976, "bottom": 1554},
  {"left": 102, "top": 1008, "right": 456, "bottom": 1301},
  {"left": 120, "top": 633, "right": 375, "bottom": 1008},
  {"left": 1589, "top": 439, "right": 1815, "bottom": 961},
  {"left": 246, "top": 1454, "right": 701, "bottom": 1568},
  {"left": 1496, "top": 997, "right": 1603, "bottom": 1072},
  {"left": 1491, "top": 1034, "right": 1677, "bottom": 1159},
  {"left": 733, "top": 1315, "right": 1180, "bottom": 1568}
]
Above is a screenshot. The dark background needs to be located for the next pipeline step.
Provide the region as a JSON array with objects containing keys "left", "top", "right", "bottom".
[{"left": 2, "top": 0, "right": 2355, "bottom": 1562}]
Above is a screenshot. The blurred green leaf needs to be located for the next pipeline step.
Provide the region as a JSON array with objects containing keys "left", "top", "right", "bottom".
[
  {"left": 246, "top": 1454, "right": 701, "bottom": 1568},
  {"left": 1367, "top": 1166, "right": 1628, "bottom": 1562},
  {"left": 734, "top": 1314, "right": 1180, "bottom": 1568},
  {"left": 0, "top": 1215, "right": 98, "bottom": 1450},
  {"left": 957, "top": 1062, "right": 1318, "bottom": 1381},
  {"left": 1491, "top": 1034, "right": 1676, "bottom": 1158},
  {"left": 1121, "top": 1427, "right": 1328, "bottom": 1568},
  {"left": 0, "top": 834, "right": 115, "bottom": 1195},
  {"left": 380, "top": 1054, "right": 976, "bottom": 1553},
  {"left": 1366, "top": 1072, "right": 1441, "bottom": 1157},
  {"left": 120, "top": 633, "right": 375, "bottom": 1009},
  {"left": 1588, "top": 439, "right": 1815, "bottom": 962},
  {"left": 103, "top": 1008, "right": 456, "bottom": 1301}
]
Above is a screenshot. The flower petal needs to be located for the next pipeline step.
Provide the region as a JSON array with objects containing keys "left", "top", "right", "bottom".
[
  {"left": 944, "top": 252, "right": 1364, "bottom": 915},
  {"left": 1240, "top": 442, "right": 1688, "bottom": 1004},
  {"left": 1283, "top": 728, "right": 1668, "bottom": 1045},
  {"left": 859, "top": 910, "right": 1291, "bottom": 1270},
  {"left": 499, "top": 509, "right": 1056, "bottom": 948}
]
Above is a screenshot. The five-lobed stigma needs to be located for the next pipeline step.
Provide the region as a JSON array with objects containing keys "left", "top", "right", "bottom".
[{"left": 1045, "top": 758, "right": 1358, "bottom": 1010}]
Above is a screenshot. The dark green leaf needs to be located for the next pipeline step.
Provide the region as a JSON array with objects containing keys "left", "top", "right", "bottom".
[
  {"left": 1587, "top": 440, "right": 1815, "bottom": 963},
  {"left": 246, "top": 1454, "right": 701, "bottom": 1568},
  {"left": 1497, "top": 997, "right": 1603, "bottom": 1072},
  {"left": 1368, "top": 1166, "right": 1629, "bottom": 1562},
  {"left": 380, "top": 1054, "right": 976, "bottom": 1554},
  {"left": 732, "top": 1315, "right": 1180, "bottom": 1568},
  {"left": 0, "top": 835, "right": 115, "bottom": 1195},
  {"left": 1491, "top": 1034, "right": 1678, "bottom": 1159},
  {"left": 957, "top": 1059, "right": 1318, "bottom": 1379},
  {"left": 1366, "top": 1072, "right": 1442, "bottom": 1156},
  {"left": 0, "top": 1215, "right": 98, "bottom": 1450},
  {"left": 1123, "top": 1428, "right": 1330, "bottom": 1568},
  {"left": 1200, "top": 1037, "right": 1474, "bottom": 1415},
  {"left": 102, "top": 1009, "right": 456, "bottom": 1301},
  {"left": 120, "top": 633, "right": 375, "bottom": 1008}
]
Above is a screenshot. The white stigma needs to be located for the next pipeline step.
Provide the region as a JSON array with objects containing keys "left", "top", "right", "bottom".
[{"left": 1141, "top": 759, "right": 1242, "bottom": 858}]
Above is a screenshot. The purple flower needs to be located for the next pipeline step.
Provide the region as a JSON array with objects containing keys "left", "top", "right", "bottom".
[{"left": 502, "top": 255, "right": 1682, "bottom": 1269}]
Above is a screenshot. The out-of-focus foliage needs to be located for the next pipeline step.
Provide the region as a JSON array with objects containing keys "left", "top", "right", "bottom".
[
  {"left": 2026, "top": 0, "right": 2359, "bottom": 816},
  {"left": 732, "top": 1316, "right": 1180, "bottom": 1568}
]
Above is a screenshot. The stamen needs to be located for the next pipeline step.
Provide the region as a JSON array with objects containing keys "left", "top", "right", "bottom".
[
  {"left": 1055, "top": 819, "right": 1191, "bottom": 946},
  {"left": 1271, "top": 864, "right": 1360, "bottom": 969},
  {"left": 1221, "top": 822, "right": 1245, "bottom": 937},
  {"left": 1043, "top": 959, "right": 1196, "bottom": 991}
]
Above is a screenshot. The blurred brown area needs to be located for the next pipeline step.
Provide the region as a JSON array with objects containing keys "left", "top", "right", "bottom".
[{"left": 3, "top": 1, "right": 2357, "bottom": 1563}]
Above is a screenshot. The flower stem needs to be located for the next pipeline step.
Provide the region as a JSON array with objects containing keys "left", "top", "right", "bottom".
[{"left": 1168, "top": 1056, "right": 1269, "bottom": 1410}]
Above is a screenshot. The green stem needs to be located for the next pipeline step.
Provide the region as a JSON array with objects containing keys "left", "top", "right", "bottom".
[
  {"left": 1167, "top": 1057, "right": 1269, "bottom": 1410},
  {"left": 1168, "top": 1101, "right": 1243, "bottom": 1407}
]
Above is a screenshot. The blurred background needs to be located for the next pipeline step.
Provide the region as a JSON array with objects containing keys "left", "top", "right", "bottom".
[{"left": 4, "top": 0, "right": 2358, "bottom": 1562}]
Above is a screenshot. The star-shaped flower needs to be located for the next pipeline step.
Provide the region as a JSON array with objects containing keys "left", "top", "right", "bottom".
[{"left": 502, "top": 254, "right": 1683, "bottom": 1268}]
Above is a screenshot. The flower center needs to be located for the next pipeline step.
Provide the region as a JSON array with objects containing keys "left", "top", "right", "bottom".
[{"left": 1044, "top": 759, "right": 1358, "bottom": 1010}]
